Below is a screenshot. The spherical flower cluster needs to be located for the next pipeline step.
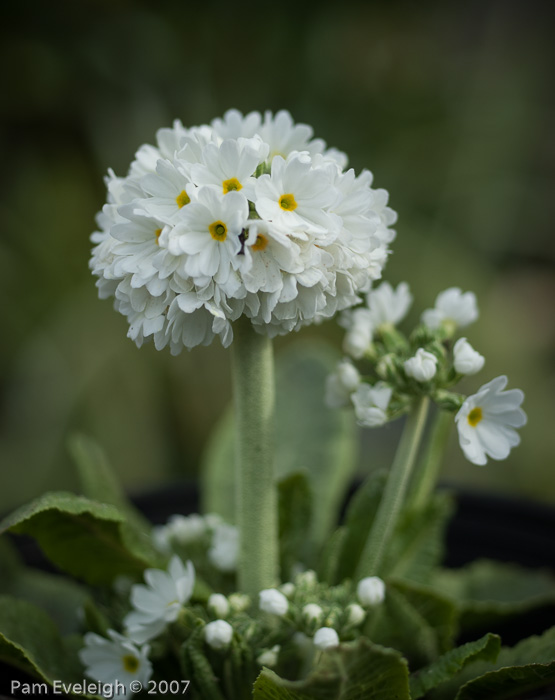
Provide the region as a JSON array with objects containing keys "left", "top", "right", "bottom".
[{"left": 91, "top": 109, "right": 397, "bottom": 353}]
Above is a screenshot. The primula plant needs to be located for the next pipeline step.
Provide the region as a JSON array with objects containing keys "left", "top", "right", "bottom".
[{"left": 0, "top": 110, "right": 554, "bottom": 700}]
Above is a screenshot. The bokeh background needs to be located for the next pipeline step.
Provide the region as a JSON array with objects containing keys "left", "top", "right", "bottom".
[{"left": 1, "top": 0, "right": 554, "bottom": 513}]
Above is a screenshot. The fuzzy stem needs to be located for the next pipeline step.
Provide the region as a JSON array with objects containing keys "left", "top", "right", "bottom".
[
  {"left": 409, "top": 409, "right": 453, "bottom": 510},
  {"left": 356, "top": 396, "right": 430, "bottom": 579},
  {"left": 232, "top": 318, "right": 279, "bottom": 598}
]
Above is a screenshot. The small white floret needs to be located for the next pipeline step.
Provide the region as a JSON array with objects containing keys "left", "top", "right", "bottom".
[
  {"left": 204, "top": 620, "right": 233, "bottom": 650},
  {"left": 302, "top": 603, "right": 324, "bottom": 623},
  {"left": 208, "top": 594, "right": 230, "bottom": 619},
  {"left": 453, "top": 338, "right": 485, "bottom": 375},
  {"left": 313, "top": 627, "right": 340, "bottom": 650},
  {"left": 257, "top": 645, "right": 280, "bottom": 667},
  {"left": 345, "top": 603, "right": 366, "bottom": 626},
  {"left": 259, "top": 588, "right": 289, "bottom": 616},
  {"left": 357, "top": 576, "right": 386, "bottom": 607},
  {"left": 404, "top": 348, "right": 438, "bottom": 382}
]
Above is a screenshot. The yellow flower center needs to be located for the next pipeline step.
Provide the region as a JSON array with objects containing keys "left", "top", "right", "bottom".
[
  {"left": 222, "top": 177, "right": 242, "bottom": 194},
  {"left": 122, "top": 655, "right": 139, "bottom": 673},
  {"left": 209, "top": 220, "right": 228, "bottom": 242},
  {"left": 467, "top": 407, "right": 483, "bottom": 427},
  {"left": 155, "top": 228, "right": 162, "bottom": 245},
  {"left": 279, "top": 193, "right": 297, "bottom": 211},
  {"left": 176, "top": 190, "right": 191, "bottom": 208},
  {"left": 252, "top": 234, "right": 269, "bottom": 252}
]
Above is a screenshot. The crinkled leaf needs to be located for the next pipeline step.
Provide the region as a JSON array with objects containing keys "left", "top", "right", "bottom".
[
  {"left": 369, "top": 579, "right": 458, "bottom": 668},
  {"left": 0, "top": 595, "right": 82, "bottom": 685},
  {"left": 278, "top": 473, "right": 312, "bottom": 580},
  {"left": 253, "top": 638, "right": 410, "bottom": 700},
  {"left": 381, "top": 492, "right": 454, "bottom": 584},
  {"left": 433, "top": 560, "right": 555, "bottom": 633},
  {"left": 332, "top": 471, "right": 387, "bottom": 584},
  {"left": 68, "top": 432, "right": 153, "bottom": 535},
  {"left": 409, "top": 633, "right": 501, "bottom": 699},
  {"left": 0, "top": 491, "right": 162, "bottom": 584},
  {"left": 201, "top": 341, "right": 357, "bottom": 553},
  {"left": 434, "top": 625, "right": 555, "bottom": 700}
]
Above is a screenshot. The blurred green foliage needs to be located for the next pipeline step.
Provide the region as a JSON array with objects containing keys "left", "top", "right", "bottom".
[{"left": 1, "top": 0, "right": 554, "bottom": 511}]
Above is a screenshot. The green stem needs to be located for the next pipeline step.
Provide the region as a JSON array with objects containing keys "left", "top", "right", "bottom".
[
  {"left": 409, "top": 409, "right": 453, "bottom": 510},
  {"left": 232, "top": 318, "right": 279, "bottom": 598},
  {"left": 355, "top": 396, "right": 430, "bottom": 579}
]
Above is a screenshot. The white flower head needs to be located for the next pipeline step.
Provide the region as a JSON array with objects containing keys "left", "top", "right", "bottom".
[
  {"left": 367, "top": 281, "right": 412, "bottom": 328},
  {"left": 351, "top": 382, "right": 392, "bottom": 427},
  {"left": 204, "top": 620, "right": 233, "bottom": 650},
  {"left": 259, "top": 588, "right": 289, "bottom": 616},
  {"left": 91, "top": 110, "right": 396, "bottom": 352},
  {"left": 79, "top": 629, "right": 152, "bottom": 698},
  {"left": 302, "top": 603, "right": 324, "bottom": 623},
  {"left": 208, "top": 593, "right": 230, "bottom": 619},
  {"left": 453, "top": 338, "right": 485, "bottom": 375},
  {"left": 257, "top": 645, "right": 280, "bottom": 668},
  {"left": 455, "top": 375, "right": 527, "bottom": 466},
  {"left": 124, "top": 556, "right": 195, "bottom": 643},
  {"left": 313, "top": 627, "right": 340, "bottom": 650},
  {"left": 325, "top": 359, "right": 361, "bottom": 408},
  {"left": 422, "top": 288, "right": 478, "bottom": 331},
  {"left": 404, "top": 348, "right": 438, "bottom": 383},
  {"left": 357, "top": 576, "right": 386, "bottom": 607},
  {"left": 208, "top": 523, "right": 239, "bottom": 572},
  {"left": 345, "top": 603, "right": 366, "bottom": 627}
]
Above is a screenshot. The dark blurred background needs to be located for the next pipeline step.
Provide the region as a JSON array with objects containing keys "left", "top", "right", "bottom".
[{"left": 1, "top": 0, "right": 554, "bottom": 512}]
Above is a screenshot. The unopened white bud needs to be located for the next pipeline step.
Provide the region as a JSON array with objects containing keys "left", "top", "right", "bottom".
[
  {"left": 345, "top": 603, "right": 366, "bottom": 626},
  {"left": 257, "top": 645, "right": 280, "bottom": 668},
  {"left": 204, "top": 620, "right": 233, "bottom": 650},
  {"left": 296, "top": 570, "right": 317, "bottom": 587},
  {"left": 357, "top": 576, "right": 386, "bottom": 607},
  {"left": 453, "top": 338, "right": 485, "bottom": 375},
  {"left": 302, "top": 604, "right": 323, "bottom": 623},
  {"left": 313, "top": 627, "right": 339, "bottom": 650},
  {"left": 208, "top": 593, "right": 229, "bottom": 618},
  {"left": 404, "top": 349, "right": 438, "bottom": 382},
  {"left": 259, "top": 589, "right": 288, "bottom": 616},
  {"left": 279, "top": 582, "right": 295, "bottom": 598},
  {"left": 228, "top": 593, "right": 250, "bottom": 613}
]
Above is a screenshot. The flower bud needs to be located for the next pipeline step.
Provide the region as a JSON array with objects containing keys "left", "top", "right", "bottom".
[
  {"left": 302, "top": 604, "right": 324, "bottom": 623},
  {"left": 257, "top": 645, "right": 280, "bottom": 667},
  {"left": 208, "top": 593, "right": 229, "bottom": 618},
  {"left": 453, "top": 338, "right": 485, "bottom": 375},
  {"left": 325, "top": 360, "right": 361, "bottom": 408},
  {"left": 228, "top": 593, "right": 250, "bottom": 613},
  {"left": 404, "top": 348, "right": 438, "bottom": 382},
  {"left": 357, "top": 576, "right": 386, "bottom": 607},
  {"left": 204, "top": 620, "right": 233, "bottom": 650},
  {"left": 259, "top": 589, "right": 289, "bottom": 616},
  {"left": 345, "top": 603, "right": 366, "bottom": 627},
  {"left": 313, "top": 627, "right": 339, "bottom": 650},
  {"left": 279, "top": 582, "right": 295, "bottom": 598}
]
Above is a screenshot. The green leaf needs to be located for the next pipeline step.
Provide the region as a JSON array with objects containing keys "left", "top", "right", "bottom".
[
  {"left": 253, "top": 638, "right": 410, "bottom": 700},
  {"left": 278, "top": 474, "right": 312, "bottom": 580},
  {"left": 0, "top": 595, "right": 82, "bottom": 684},
  {"left": 432, "top": 560, "right": 555, "bottom": 633},
  {"left": 0, "top": 491, "right": 162, "bottom": 584},
  {"left": 381, "top": 492, "right": 454, "bottom": 584},
  {"left": 67, "top": 432, "right": 153, "bottom": 535},
  {"left": 318, "top": 527, "right": 348, "bottom": 585},
  {"left": 369, "top": 579, "right": 458, "bottom": 668},
  {"left": 332, "top": 471, "right": 387, "bottom": 584},
  {"left": 201, "top": 340, "right": 358, "bottom": 552},
  {"left": 409, "top": 633, "right": 501, "bottom": 699},
  {"left": 434, "top": 626, "right": 555, "bottom": 700}
]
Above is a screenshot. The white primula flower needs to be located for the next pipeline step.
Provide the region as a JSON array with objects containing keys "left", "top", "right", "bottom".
[
  {"left": 208, "top": 593, "right": 230, "bottom": 619},
  {"left": 422, "top": 288, "right": 478, "bottom": 331},
  {"left": 325, "top": 359, "right": 361, "bottom": 408},
  {"left": 302, "top": 604, "right": 324, "bottom": 623},
  {"left": 357, "top": 576, "right": 386, "bottom": 607},
  {"left": 455, "top": 375, "right": 527, "bottom": 466},
  {"left": 79, "top": 629, "right": 152, "bottom": 699},
  {"left": 404, "top": 348, "right": 438, "bottom": 382},
  {"left": 339, "top": 308, "right": 373, "bottom": 359},
  {"left": 204, "top": 620, "right": 233, "bottom": 650},
  {"left": 91, "top": 111, "right": 396, "bottom": 352},
  {"left": 367, "top": 281, "right": 412, "bottom": 328},
  {"left": 208, "top": 523, "right": 239, "bottom": 572},
  {"left": 259, "top": 589, "right": 289, "bottom": 616},
  {"left": 351, "top": 382, "right": 392, "bottom": 427},
  {"left": 313, "top": 627, "right": 340, "bottom": 650},
  {"left": 165, "top": 513, "right": 208, "bottom": 544},
  {"left": 124, "top": 556, "right": 195, "bottom": 643},
  {"left": 257, "top": 645, "right": 280, "bottom": 668},
  {"left": 453, "top": 338, "right": 485, "bottom": 375}
]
